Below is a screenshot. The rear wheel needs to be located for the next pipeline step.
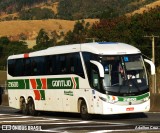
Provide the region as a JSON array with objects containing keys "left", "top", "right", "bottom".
[
  {"left": 80, "top": 100, "right": 92, "bottom": 120},
  {"left": 20, "top": 98, "right": 28, "bottom": 115},
  {"left": 28, "top": 98, "right": 37, "bottom": 116}
]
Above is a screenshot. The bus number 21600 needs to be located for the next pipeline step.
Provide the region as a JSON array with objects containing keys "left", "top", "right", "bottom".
[{"left": 8, "top": 82, "right": 19, "bottom": 87}]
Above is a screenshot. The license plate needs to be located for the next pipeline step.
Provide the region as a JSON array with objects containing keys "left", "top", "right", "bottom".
[{"left": 126, "top": 107, "right": 134, "bottom": 111}]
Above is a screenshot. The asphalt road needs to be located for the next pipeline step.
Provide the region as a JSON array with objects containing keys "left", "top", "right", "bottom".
[{"left": 0, "top": 105, "right": 160, "bottom": 133}]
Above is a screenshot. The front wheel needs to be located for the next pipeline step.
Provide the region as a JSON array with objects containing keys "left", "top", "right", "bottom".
[{"left": 80, "top": 100, "right": 92, "bottom": 120}]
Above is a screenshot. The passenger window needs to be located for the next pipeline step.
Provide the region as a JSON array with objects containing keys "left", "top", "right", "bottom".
[
  {"left": 60, "top": 55, "right": 66, "bottom": 73},
  {"left": 8, "top": 59, "right": 15, "bottom": 76},
  {"left": 31, "top": 59, "right": 38, "bottom": 75},
  {"left": 75, "top": 53, "right": 85, "bottom": 78},
  {"left": 24, "top": 58, "right": 31, "bottom": 76},
  {"left": 14, "top": 59, "right": 23, "bottom": 76}
]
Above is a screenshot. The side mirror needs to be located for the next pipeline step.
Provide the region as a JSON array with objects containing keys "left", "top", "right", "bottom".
[
  {"left": 90, "top": 60, "right": 104, "bottom": 78},
  {"left": 144, "top": 59, "right": 155, "bottom": 75}
]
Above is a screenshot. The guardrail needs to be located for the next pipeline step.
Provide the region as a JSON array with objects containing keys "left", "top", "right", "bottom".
[
  {"left": 0, "top": 87, "right": 3, "bottom": 105},
  {"left": 150, "top": 93, "right": 160, "bottom": 112},
  {"left": 0, "top": 83, "right": 8, "bottom": 105},
  {"left": 0, "top": 83, "right": 7, "bottom": 94}
]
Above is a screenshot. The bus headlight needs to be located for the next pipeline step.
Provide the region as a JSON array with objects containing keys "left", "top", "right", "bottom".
[
  {"left": 99, "top": 96, "right": 118, "bottom": 104},
  {"left": 108, "top": 100, "right": 118, "bottom": 104},
  {"left": 107, "top": 96, "right": 118, "bottom": 104}
]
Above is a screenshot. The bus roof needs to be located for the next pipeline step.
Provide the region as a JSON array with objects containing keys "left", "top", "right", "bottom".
[{"left": 8, "top": 42, "right": 141, "bottom": 59}]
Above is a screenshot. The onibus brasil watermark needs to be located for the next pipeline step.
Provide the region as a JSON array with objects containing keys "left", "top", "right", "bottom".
[{"left": 2, "top": 125, "right": 42, "bottom": 131}]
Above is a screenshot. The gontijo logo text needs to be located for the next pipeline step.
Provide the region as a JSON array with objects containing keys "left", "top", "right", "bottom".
[{"left": 50, "top": 77, "right": 78, "bottom": 89}]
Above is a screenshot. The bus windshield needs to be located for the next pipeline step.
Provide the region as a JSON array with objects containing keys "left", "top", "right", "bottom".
[{"left": 101, "top": 54, "right": 148, "bottom": 96}]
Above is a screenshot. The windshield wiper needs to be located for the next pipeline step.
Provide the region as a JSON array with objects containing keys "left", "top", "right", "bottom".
[{"left": 128, "top": 78, "right": 141, "bottom": 93}]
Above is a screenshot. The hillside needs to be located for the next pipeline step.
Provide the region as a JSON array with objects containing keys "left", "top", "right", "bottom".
[
  {"left": 126, "top": 0, "right": 160, "bottom": 16},
  {"left": 0, "top": 0, "right": 159, "bottom": 20},
  {"left": 0, "top": 19, "right": 99, "bottom": 40},
  {"left": 0, "top": 0, "right": 49, "bottom": 14},
  {"left": 57, "top": 0, "right": 158, "bottom": 19},
  {"left": 0, "top": 0, "right": 159, "bottom": 45}
]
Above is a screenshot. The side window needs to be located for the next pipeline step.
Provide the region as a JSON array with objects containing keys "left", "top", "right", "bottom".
[
  {"left": 8, "top": 53, "right": 85, "bottom": 77},
  {"left": 68, "top": 53, "right": 84, "bottom": 78},
  {"left": 23, "top": 58, "right": 31, "bottom": 76},
  {"left": 8, "top": 59, "right": 15, "bottom": 76},
  {"left": 36, "top": 57, "right": 45, "bottom": 75},
  {"left": 56, "top": 54, "right": 66, "bottom": 74},
  {"left": 51, "top": 55, "right": 57, "bottom": 74},
  {"left": 15, "top": 59, "right": 24, "bottom": 76},
  {"left": 69, "top": 54, "right": 75, "bottom": 74},
  {"left": 82, "top": 52, "right": 91, "bottom": 77},
  {"left": 46, "top": 56, "right": 53, "bottom": 75},
  {"left": 31, "top": 56, "right": 45, "bottom": 76},
  {"left": 74, "top": 53, "right": 85, "bottom": 78},
  {"left": 31, "top": 58, "right": 38, "bottom": 75}
]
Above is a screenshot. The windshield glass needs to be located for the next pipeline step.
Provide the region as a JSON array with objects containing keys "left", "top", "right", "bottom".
[
  {"left": 123, "top": 55, "right": 145, "bottom": 80},
  {"left": 101, "top": 54, "right": 148, "bottom": 96}
]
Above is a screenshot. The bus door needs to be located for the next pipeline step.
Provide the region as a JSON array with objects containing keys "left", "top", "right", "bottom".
[{"left": 90, "top": 64, "right": 103, "bottom": 114}]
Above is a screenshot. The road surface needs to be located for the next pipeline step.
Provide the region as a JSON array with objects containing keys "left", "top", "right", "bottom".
[{"left": 0, "top": 105, "right": 160, "bottom": 133}]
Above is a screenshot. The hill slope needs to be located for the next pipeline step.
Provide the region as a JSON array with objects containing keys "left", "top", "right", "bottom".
[
  {"left": 126, "top": 0, "right": 160, "bottom": 16},
  {"left": 57, "top": 0, "right": 158, "bottom": 19},
  {"left": 0, "top": 0, "right": 159, "bottom": 20},
  {"left": 0, "top": 19, "right": 99, "bottom": 40}
]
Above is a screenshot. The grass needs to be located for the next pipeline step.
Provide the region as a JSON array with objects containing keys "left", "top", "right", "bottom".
[{"left": 0, "top": 19, "right": 99, "bottom": 40}]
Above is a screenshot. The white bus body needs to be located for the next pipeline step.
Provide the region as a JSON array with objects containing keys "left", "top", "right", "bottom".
[{"left": 7, "top": 42, "right": 155, "bottom": 119}]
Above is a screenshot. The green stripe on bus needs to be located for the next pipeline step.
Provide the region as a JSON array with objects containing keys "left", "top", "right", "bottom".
[
  {"left": 7, "top": 77, "right": 79, "bottom": 90},
  {"left": 75, "top": 77, "right": 79, "bottom": 89},
  {"left": 25, "top": 79, "right": 30, "bottom": 89},
  {"left": 39, "top": 90, "right": 45, "bottom": 100},
  {"left": 36, "top": 79, "right": 42, "bottom": 89},
  {"left": 117, "top": 92, "right": 149, "bottom": 102}
]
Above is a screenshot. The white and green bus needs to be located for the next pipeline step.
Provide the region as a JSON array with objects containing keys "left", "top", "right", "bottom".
[{"left": 7, "top": 42, "right": 155, "bottom": 119}]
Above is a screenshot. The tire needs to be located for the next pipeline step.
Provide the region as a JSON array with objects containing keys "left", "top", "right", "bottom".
[
  {"left": 80, "top": 100, "right": 92, "bottom": 120},
  {"left": 28, "top": 98, "right": 37, "bottom": 116},
  {"left": 20, "top": 98, "right": 28, "bottom": 115}
]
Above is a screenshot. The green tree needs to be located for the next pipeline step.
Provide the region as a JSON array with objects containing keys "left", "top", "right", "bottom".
[
  {"left": 19, "top": 7, "right": 55, "bottom": 20},
  {"left": 0, "top": 37, "right": 29, "bottom": 70},
  {"left": 64, "top": 20, "right": 90, "bottom": 44},
  {"left": 33, "top": 29, "right": 53, "bottom": 51},
  {"left": 36, "top": 29, "right": 49, "bottom": 45},
  {"left": 0, "top": 37, "right": 10, "bottom": 45}
]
